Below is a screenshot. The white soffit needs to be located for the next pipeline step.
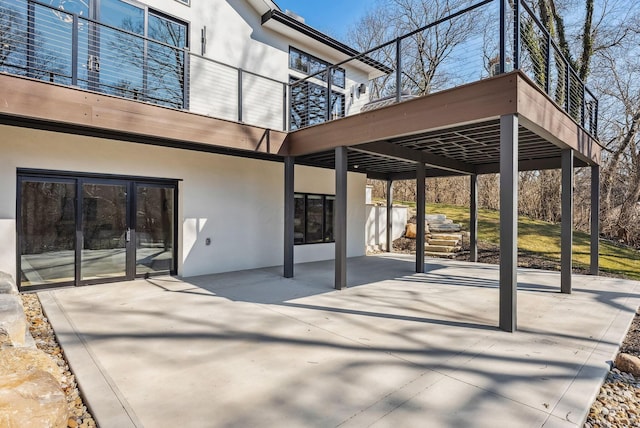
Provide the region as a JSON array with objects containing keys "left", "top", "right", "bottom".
[{"left": 245, "top": 0, "right": 278, "bottom": 16}]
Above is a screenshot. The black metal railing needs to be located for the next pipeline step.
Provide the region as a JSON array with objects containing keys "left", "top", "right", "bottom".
[
  {"left": 0, "top": 0, "right": 598, "bottom": 137},
  {"left": 0, "top": 0, "right": 189, "bottom": 108},
  {"left": 289, "top": 0, "right": 598, "bottom": 138}
]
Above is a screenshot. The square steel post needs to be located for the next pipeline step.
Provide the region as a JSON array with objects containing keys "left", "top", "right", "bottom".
[
  {"left": 590, "top": 164, "right": 600, "bottom": 275},
  {"left": 470, "top": 174, "right": 479, "bottom": 262},
  {"left": 500, "top": 114, "right": 518, "bottom": 332},
  {"left": 561, "top": 149, "right": 574, "bottom": 293},
  {"left": 416, "top": 164, "right": 426, "bottom": 273},
  {"left": 284, "top": 156, "right": 295, "bottom": 278},
  {"left": 335, "top": 146, "right": 348, "bottom": 289},
  {"left": 386, "top": 180, "right": 394, "bottom": 253}
]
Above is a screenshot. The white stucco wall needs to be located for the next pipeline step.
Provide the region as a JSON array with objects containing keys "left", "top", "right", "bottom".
[
  {"left": 0, "top": 125, "right": 366, "bottom": 281},
  {"left": 294, "top": 165, "right": 366, "bottom": 264},
  {"left": 143, "top": 0, "right": 372, "bottom": 128},
  {"left": 365, "top": 205, "right": 408, "bottom": 250}
]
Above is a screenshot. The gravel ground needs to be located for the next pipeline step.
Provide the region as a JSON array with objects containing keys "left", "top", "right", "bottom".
[
  {"left": 20, "top": 294, "right": 97, "bottom": 428},
  {"left": 584, "top": 309, "right": 640, "bottom": 428},
  {"left": 19, "top": 253, "right": 639, "bottom": 427}
]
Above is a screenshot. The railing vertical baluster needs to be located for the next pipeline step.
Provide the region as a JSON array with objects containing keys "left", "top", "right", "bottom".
[
  {"left": 238, "top": 68, "right": 243, "bottom": 122},
  {"left": 142, "top": 38, "right": 148, "bottom": 101},
  {"left": 182, "top": 50, "right": 190, "bottom": 110},
  {"left": 282, "top": 82, "right": 288, "bottom": 132},
  {"left": 590, "top": 98, "right": 600, "bottom": 138},
  {"left": 499, "top": 0, "right": 506, "bottom": 74},
  {"left": 544, "top": 35, "right": 551, "bottom": 94},
  {"left": 26, "top": 0, "right": 35, "bottom": 79},
  {"left": 396, "top": 38, "right": 402, "bottom": 103},
  {"left": 581, "top": 83, "right": 586, "bottom": 127},
  {"left": 287, "top": 82, "right": 293, "bottom": 131},
  {"left": 71, "top": 14, "right": 79, "bottom": 86},
  {"left": 326, "top": 67, "right": 332, "bottom": 122},
  {"left": 513, "top": 0, "right": 520, "bottom": 70},
  {"left": 565, "top": 60, "right": 570, "bottom": 112}
]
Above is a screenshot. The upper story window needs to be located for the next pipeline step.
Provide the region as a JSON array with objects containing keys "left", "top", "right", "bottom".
[
  {"left": 289, "top": 47, "right": 345, "bottom": 89},
  {"left": 100, "top": 0, "right": 188, "bottom": 48}
]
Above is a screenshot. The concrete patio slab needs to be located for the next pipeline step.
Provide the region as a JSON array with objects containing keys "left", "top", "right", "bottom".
[{"left": 38, "top": 255, "right": 640, "bottom": 427}]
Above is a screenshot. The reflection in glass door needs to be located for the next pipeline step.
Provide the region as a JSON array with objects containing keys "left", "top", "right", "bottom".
[
  {"left": 81, "top": 182, "right": 128, "bottom": 281},
  {"left": 135, "top": 185, "right": 174, "bottom": 275},
  {"left": 19, "top": 179, "right": 76, "bottom": 287}
]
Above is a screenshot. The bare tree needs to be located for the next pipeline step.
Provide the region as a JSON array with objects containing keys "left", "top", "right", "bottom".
[{"left": 347, "top": 0, "right": 483, "bottom": 99}]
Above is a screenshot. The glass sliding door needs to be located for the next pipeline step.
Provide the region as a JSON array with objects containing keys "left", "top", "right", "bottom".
[
  {"left": 18, "top": 172, "right": 177, "bottom": 289},
  {"left": 19, "top": 179, "right": 76, "bottom": 287},
  {"left": 135, "top": 184, "right": 175, "bottom": 275},
  {"left": 80, "top": 181, "right": 129, "bottom": 281}
]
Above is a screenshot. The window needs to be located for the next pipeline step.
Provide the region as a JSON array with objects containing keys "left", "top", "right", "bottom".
[
  {"left": 289, "top": 47, "right": 345, "bottom": 88},
  {"left": 294, "top": 193, "right": 335, "bottom": 244},
  {"left": 98, "top": 2, "right": 188, "bottom": 107},
  {"left": 290, "top": 77, "right": 345, "bottom": 130}
]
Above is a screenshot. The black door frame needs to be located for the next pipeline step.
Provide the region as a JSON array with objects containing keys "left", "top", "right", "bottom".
[
  {"left": 17, "top": 169, "right": 179, "bottom": 291},
  {"left": 77, "top": 177, "right": 132, "bottom": 285}
]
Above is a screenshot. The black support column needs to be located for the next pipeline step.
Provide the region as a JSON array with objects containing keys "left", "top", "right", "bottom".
[
  {"left": 590, "top": 165, "right": 600, "bottom": 275},
  {"left": 386, "top": 180, "right": 394, "bottom": 253},
  {"left": 499, "top": 114, "right": 518, "bottom": 332},
  {"left": 561, "top": 149, "right": 574, "bottom": 293},
  {"left": 284, "top": 156, "right": 295, "bottom": 278},
  {"left": 416, "top": 163, "right": 426, "bottom": 273},
  {"left": 335, "top": 146, "right": 348, "bottom": 289},
  {"left": 470, "top": 174, "right": 478, "bottom": 262}
]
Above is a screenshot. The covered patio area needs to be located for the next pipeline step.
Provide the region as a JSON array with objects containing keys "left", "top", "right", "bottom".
[
  {"left": 281, "top": 72, "right": 602, "bottom": 333},
  {"left": 40, "top": 255, "right": 640, "bottom": 428}
]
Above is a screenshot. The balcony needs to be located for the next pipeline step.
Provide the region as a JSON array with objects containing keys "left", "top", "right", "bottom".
[
  {"left": 1, "top": 0, "right": 598, "bottom": 136},
  {"left": 0, "top": 0, "right": 598, "bottom": 159}
]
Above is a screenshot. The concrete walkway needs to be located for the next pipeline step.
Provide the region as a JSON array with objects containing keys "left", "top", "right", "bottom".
[{"left": 39, "top": 255, "right": 640, "bottom": 428}]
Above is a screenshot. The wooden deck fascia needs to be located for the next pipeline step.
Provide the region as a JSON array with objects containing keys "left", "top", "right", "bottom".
[
  {"left": 0, "top": 71, "right": 600, "bottom": 171},
  {"left": 282, "top": 73, "right": 518, "bottom": 157},
  {"left": 0, "top": 73, "right": 287, "bottom": 157},
  {"left": 282, "top": 71, "right": 601, "bottom": 167}
]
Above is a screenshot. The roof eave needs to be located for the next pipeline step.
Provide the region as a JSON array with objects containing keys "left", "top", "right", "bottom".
[{"left": 261, "top": 10, "right": 390, "bottom": 77}]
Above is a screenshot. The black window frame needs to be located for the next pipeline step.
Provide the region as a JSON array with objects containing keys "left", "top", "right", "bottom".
[
  {"left": 294, "top": 193, "right": 336, "bottom": 245},
  {"left": 289, "top": 47, "right": 345, "bottom": 89},
  {"left": 16, "top": 168, "right": 180, "bottom": 291},
  {"left": 289, "top": 76, "right": 345, "bottom": 130}
]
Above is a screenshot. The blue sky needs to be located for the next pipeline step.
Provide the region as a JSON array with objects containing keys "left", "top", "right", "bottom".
[{"left": 274, "top": 0, "right": 372, "bottom": 42}]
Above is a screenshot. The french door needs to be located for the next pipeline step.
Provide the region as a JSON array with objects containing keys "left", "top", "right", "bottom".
[{"left": 18, "top": 172, "right": 177, "bottom": 289}]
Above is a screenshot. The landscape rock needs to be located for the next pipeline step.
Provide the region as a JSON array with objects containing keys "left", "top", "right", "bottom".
[
  {"left": 615, "top": 352, "right": 640, "bottom": 376},
  {"left": 0, "top": 272, "right": 17, "bottom": 295},
  {"left": 0, "top": 347, "right": 64, "bottom": 384},
  {"left": 0, "top": 369, "right": 68, "bottom": 428},
  {"left": 405, "top": 223, "right": 417, "bottom": 239},
  {"left": 0, "top": 295, "right": 27, "bottom": 346},
  {"left": 0, "top": 327, "right": 11, "bottom": 349}
]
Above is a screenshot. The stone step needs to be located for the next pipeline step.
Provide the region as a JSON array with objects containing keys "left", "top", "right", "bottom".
[
  {"left": 428, "top": 219, "right": 454, "bottom": 225},
  {"left": 424, "top": 244, "right": 462, "bottom": 253},
  {"left": 425, "top": 251, "right": 457, "bottom": 259},
  {"left": 431, "top": 233, "right": 463, "bottom": 240},
  {"left": 425, "top": 214, "right": 447, "bottom": 222},
  {"left": 428, "top": 239, "right": 460, "bottom": 246},
  {"left": 430, "top": 224, "right": 462, "bottom": 232}
]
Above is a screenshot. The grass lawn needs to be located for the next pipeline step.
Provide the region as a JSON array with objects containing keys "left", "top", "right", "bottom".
[{"left": 385, "top": 200, "right": 640, "bottom": 280}]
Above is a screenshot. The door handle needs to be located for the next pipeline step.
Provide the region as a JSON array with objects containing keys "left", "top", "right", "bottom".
[{"left": 126, "top": 228, "right": 131, "bottom": 243}]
